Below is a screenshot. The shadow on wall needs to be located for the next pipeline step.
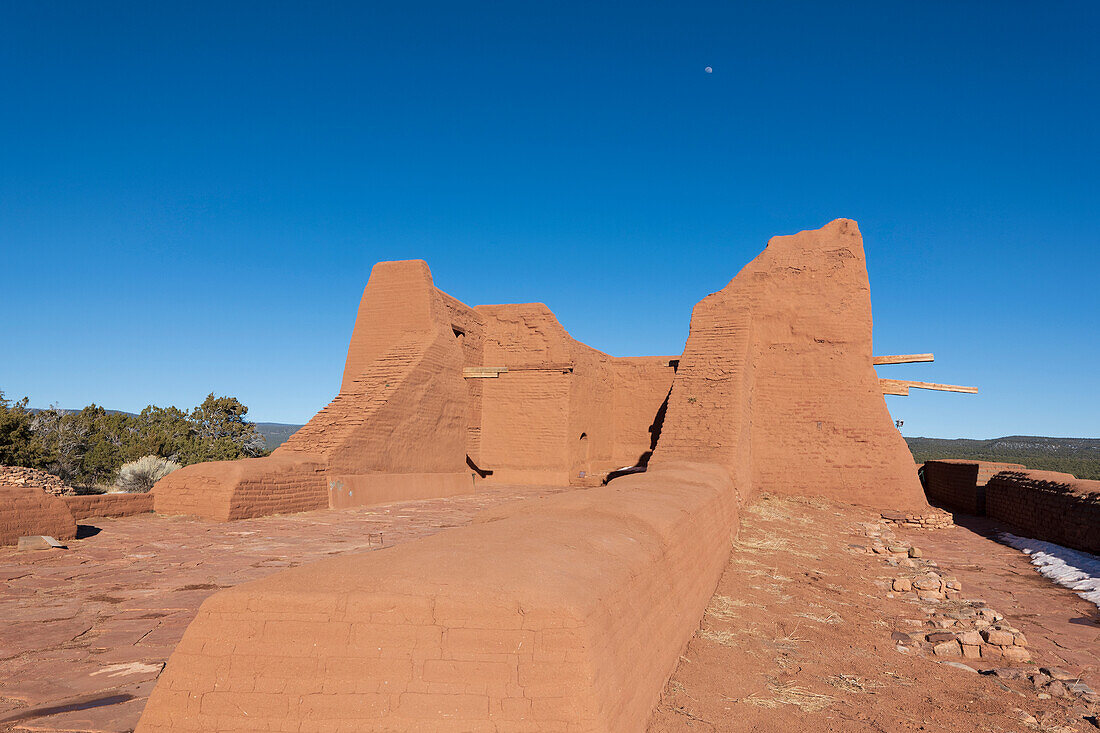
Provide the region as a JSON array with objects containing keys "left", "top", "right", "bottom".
[
  {"left": 466, "top": 455, "right": 492, "bottom": 479},
  {"left": 605, "top": 384, "right": 672, "bottom": 484}
]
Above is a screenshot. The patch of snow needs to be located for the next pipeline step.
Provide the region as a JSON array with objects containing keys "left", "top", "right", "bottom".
[{"left": 999, "top": 532, "right": 1100, "bottom": 610}]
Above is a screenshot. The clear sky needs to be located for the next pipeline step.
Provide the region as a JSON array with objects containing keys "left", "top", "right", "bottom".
[{"left": 2, "top": 2, "right": 1097, "bottom": 438}]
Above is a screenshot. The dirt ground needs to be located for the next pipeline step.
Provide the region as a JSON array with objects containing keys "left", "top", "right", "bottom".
[
  {"left": 649, "top": 495, "right": 1100, "bottom": 733},
  {"left": 2, "top": 489, "right": 1098, "bottom": 732}
]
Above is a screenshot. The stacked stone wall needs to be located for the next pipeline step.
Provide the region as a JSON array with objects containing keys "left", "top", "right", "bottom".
[
  {"left": 153, "top": 455, "right": 328, "bottom": 522},
  {"left": 986, "top": 470, "right": 1100, "bottom": 554},
  {"left": 0, "top": 466, "right": 69, "bottom": 495}
]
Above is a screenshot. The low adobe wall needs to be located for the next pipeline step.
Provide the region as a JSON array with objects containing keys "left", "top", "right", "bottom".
[
  {"left": 63, "top": 492, "right": 154, "bottom": 521},
  {"left": 0, "top": 486, "right": 77, "bottom": 547},
  {"left": 922, "top": 460, "right": 1025, "bottom": 515},
  {"left": 136, "top": 462, "right": 737, "bottom": 732},
  {"left": 986, "top": 470, "right": 1100, "bottom": 554},
  {"left": 153, "top": 454, "right": 329, "bottom": 521}
]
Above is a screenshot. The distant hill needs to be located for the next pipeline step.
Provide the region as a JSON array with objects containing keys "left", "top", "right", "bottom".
[
  {"left": 255, "top": 422, "right": 303, "bottom": 449},
  {"left": 906, "top": 435, "right": 1100, "bottom": 480}
]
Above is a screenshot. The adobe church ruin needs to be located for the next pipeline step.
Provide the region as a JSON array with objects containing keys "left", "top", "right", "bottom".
[
  {"left": 154, "top": 263, "right": 678, "bottom": 519},
  {"left": 139, "top": 219, "right": 952, "bottom": 731}
]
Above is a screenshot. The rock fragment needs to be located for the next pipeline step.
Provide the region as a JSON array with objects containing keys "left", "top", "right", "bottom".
[
  {"left": 956, "top": 630, "right": 983, "bottom": 646},
  {"left": 982, "top": 629, "right": 1015, "bottom": 647},
  {"left": 932, "top": 640, "right": 962, "bottom": 657}
]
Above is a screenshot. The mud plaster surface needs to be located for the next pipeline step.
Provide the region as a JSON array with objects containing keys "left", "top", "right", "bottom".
[{"left": 0, "top": 485, "right": 566, "bottom": 733}]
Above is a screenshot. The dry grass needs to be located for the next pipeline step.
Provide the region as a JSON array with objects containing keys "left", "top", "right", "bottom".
[
  {"left": 745, "top": 496, "right": 814, "bottom": 523},
  {"left": 776, "top": 621, "right": 807, "bottom": 644},
  {"left": 825, "top": 674, "right": 882, "bottom": 694},
  {"left": 706, "top": 594, "right": 761, "bottom": 619},
  {"left": 741, "top": 682, "right": 836, "bottom": 712},
  {"left": 698, "top": 628, "right": 739, "bottom": 646},
  {"left": 735, "top": 532, "right": 817, "bottom": 559},
  {"left": 736, "top": 534, "right": 793, "bottom": 552},
  {"left": 793, "top": 610, "right": 842, "bottom": 625}
]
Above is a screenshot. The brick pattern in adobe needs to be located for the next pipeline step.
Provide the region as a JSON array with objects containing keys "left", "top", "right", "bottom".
[
  {"left": 986, "top": 470, "right": 1100, "bottom": 554},
  {"left": 62, "top": 492, "right": 154, "bottom": 521},
  {"left": 135, "top": 462, "right": 737, "bottom": 732},
  {"left": 922, "top": 460, "right": 1025, "bottom": 515}
]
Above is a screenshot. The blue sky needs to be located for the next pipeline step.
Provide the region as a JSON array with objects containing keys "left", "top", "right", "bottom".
[{"left": 2, "top": 2, "right": 1097, "bottom": 438}]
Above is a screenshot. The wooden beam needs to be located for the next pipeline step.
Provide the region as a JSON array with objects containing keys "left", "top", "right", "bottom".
[
  {"left": 463, "top": 367, "right": 508, "bottom": 379},
  {"left": 463, "top": 363, "right": 574, "bottom": 378},
  {"left": 504, "top": 362, "right": 574, "bottom": 373},
  {"left": 879, "top": 379, "right": 910, "bottom": 396},
  {"left": 880, "top": 378, "right": 977, "bottom": 396},
  {"left": 872, "top": 353, "right": 934, "bottom": 365},
  {"left": 906, "top": 380, "right": 978, "bottom": 394}
]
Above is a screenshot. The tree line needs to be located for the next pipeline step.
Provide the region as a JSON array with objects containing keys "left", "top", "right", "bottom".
[
  {"left": 0, "top": 390, "right": 268, "bottom": 488},
  {"left": 907, "top": 437, "right": 1100, "bottom": 481}
]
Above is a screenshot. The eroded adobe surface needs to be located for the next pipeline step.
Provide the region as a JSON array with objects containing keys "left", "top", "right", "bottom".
[{"left": 137, "top": 220, "right": 929, "bottom": 732}]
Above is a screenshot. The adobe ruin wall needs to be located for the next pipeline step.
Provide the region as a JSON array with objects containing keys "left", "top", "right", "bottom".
[
  {"left": 62, "top": 492, "right": 155, "bottom": 521},
  {"left": 986, "top": 470, "right": 1100, "bottom": 554},
  {"left": 922, "top": 459, "right": 1026, "bottom": 515},
  {"left": 154, "top": 262, "right": 675, "bottom": 520},
  {"left": 137, "top": 219, "right": 928, "bottom": 732},
  {"left": 0, "top": 485, "right": 77, "bottom": 547},
  {"left": 651, "top": 218, "right": 928, "bottom": 510}
]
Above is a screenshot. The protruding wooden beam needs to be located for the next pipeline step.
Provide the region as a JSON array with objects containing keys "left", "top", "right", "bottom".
[
  {"left": 463, "top": 367, "right": 508, "bottom": 379},
  {"left": 907, "top": 380, "right": 978, "bottom": 394},
  {"left": 880, "top": 378, "right": 977, "bottom": 396},
  {"left": 873, "top": 353, "right": 934, "bottom": 365},
  {"left": 879, "top": 379, "right": 910, "bottom": 396},
  {"left": 504, "top": 362, "right": 574, "bottom": 373},
  {"left": 463, "top": 363, "right": 575, "bottom": 378}
]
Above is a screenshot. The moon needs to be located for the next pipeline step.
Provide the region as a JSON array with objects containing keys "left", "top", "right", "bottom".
[{"left": 704, "top": 66, "right": 713, "bottom": 73}]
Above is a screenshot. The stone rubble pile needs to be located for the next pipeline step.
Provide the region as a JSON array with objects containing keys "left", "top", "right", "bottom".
[
  {"left": 879, "top": 510, "right": 954, "bottom": 530},
  {"left": 987, "top": 666, "right": 1100, "bottom": 706},
  {"left": 856, "top": 520, "right": 1100, "bottom": 720},
  {"left": 892, "top": 602, "right": 1031, "bottom": 662},
  {"left": 0, "top": 465, "right": 69, "bottom": 495}
]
